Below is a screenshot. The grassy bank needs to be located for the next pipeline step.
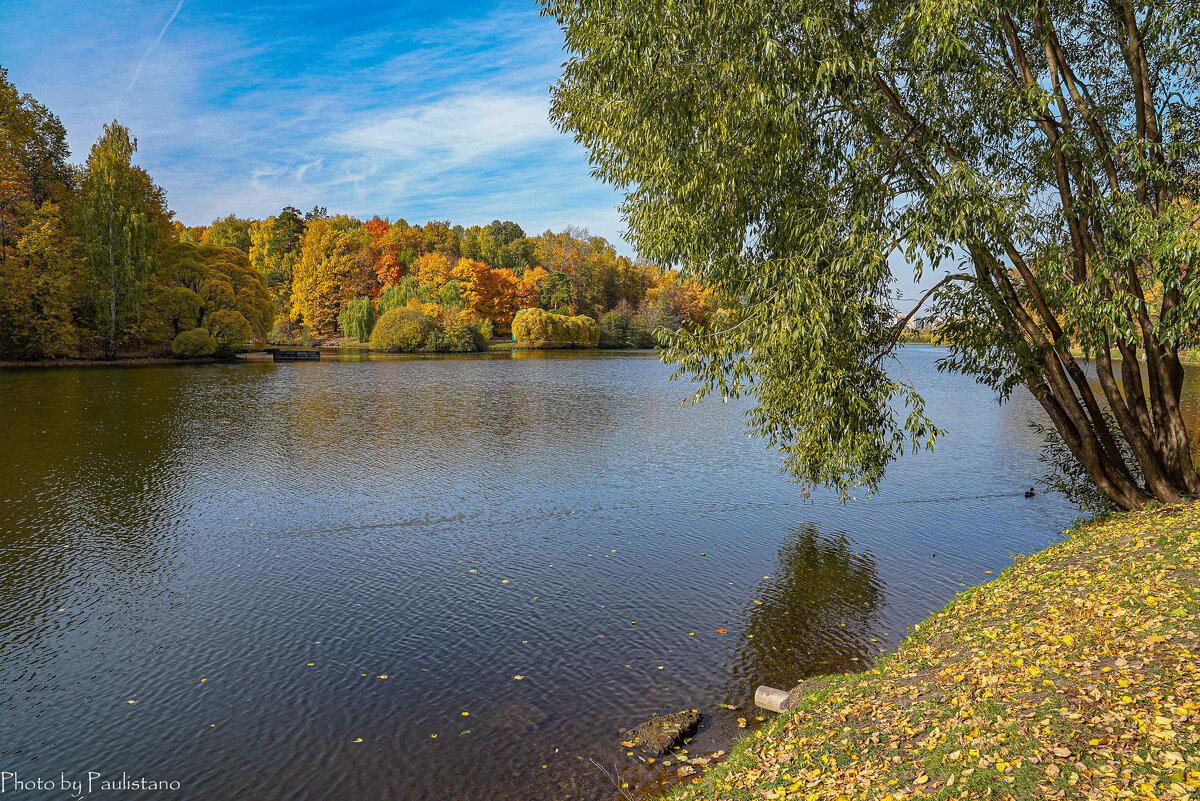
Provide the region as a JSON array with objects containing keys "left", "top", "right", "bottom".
[
  {"left": 670, "top": 505, "right": 1200, "bottom": 801},
  {"left": 1067, "top": 348, "right": 1200, "bottom": 365}
]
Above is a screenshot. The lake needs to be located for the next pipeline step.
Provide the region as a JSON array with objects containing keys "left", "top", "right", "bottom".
[{"left": 0, "top": 346, "right": 1085, "bottom": 799}]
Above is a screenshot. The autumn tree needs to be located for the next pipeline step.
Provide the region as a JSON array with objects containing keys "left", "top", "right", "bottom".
[
  {"left": 248, "top": 217, "right": 279, "bottom": 278},
  {"left": 364, "top": 216, "right": 388, "bottom": 239},
  {"left": 532, "top": 227, "right": 643, "bottom": 317},
  {"left": 0, "top": 67, "right": 72, "bottom": 260},
  {"left": 517, "top": 265, "right": 548, "bottom": 309},
  {"left": 77, "top": 121, "right": 163, "bottom": 356},
  {"left": 451, "top": 257, "right": 519, "bottom": 331},
  {"left": 143, "top": 241, "right": 272, "bottom": 348},
  {"left": 413, "top": 250, "right": 454, "bottom": 285},
  {"left": 0, "top": 202, "right": 82, "bottom": 358},
  {"left": 290, "top": 215, "right": 359, "bottom": 331},
  {"left": 421, "top": 220, "right": 460, "bottom": 255}
]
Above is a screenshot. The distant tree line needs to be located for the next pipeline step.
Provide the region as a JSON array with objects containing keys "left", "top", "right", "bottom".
[{"left": 0, "top": 67, "right": 712, "bottom": 360}]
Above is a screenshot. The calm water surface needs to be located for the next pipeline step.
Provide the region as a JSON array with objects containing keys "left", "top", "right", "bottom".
[{"left": 0, "top": 347, "right": 1109, "bottom": 799}]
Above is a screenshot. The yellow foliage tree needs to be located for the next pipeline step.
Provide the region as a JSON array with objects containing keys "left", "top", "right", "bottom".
[
  {"left": 248, "top": 217, "right": 275, "bottom": 276},
  {"left": 412, "top": 251, "right": 453, "bottom": 285},
  {"left": 291, "top": 217, "right": 358, "bottom": 331}
]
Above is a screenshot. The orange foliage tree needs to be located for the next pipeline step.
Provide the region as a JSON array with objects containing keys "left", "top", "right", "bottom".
[
  {"left": 451, "top": 257, "right": 519, "bottom": 332},
  {"left": 375, "top": 253, "right": 402, "bottom": 288},
  {"left": 516, "top": 266, "right": 548, "bottom": 309}
]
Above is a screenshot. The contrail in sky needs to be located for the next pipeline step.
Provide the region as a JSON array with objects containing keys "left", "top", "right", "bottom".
[{"left": 121, "top": 0, "right": 185, "bottom": 101}]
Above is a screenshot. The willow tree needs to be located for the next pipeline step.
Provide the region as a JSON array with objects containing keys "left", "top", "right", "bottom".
[
  {"left": 544, "top": 0, "right": 1200, "bottom": 509},
  {"left": 79, "top": 121, "right": 160, "bottom": 357}
]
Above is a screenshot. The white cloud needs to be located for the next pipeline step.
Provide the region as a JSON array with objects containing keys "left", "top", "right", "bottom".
[
  {"left": 3, "top": 1, "right": 633, "bottom": 251},
  {"left": 334, "top": 92, "right": 557, "bottom": 169}
]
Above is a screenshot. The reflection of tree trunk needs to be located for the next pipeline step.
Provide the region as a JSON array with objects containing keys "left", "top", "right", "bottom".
[
  {"left": 106, "top": 195, "right": 116, "bottom": 358},
  {"left": 108, "top": 284, "right": 116, "bottom": 358}
]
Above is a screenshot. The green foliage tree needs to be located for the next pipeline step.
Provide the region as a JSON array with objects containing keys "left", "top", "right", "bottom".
[
  {"left": 142, "top": 242, "right": 273, "bottom": 344},
  {"left": 378, "top": 277, "right": 440, "bottom": 314},
  {"left": 152, "top": 286, "right": 202, "bottom": 337},
  {"left": 420, "top": 308, "right": 482, "bottom": 353},
  {"left": 435, "top": 279, "right": 464, "bottom": 310},
  {"left": 539, "top": 270, "right": 575, "bottom": 314},
  {"left": 599, "top": 309, "right": 628, "bottom": 348},
  {"left": 275, "top": 206, "right": 306, "bottom": 252},
  {"left": 77, "top": 121, "right": 160, "bottom": 357},
  {"left": 545, "top": 0, "right": 1200, "bottom": 509},
  {"left": 200, "top": 214, "right": 253, "bottom": 252},
  {"left": 205, "top": 308, "right": 252, "bottom": 356},
  {"left": 338, "top": 296, "right": 376, "bottom": 343}
]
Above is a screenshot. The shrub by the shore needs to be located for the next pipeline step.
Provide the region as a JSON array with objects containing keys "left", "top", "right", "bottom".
[
  {"left": 171, "top": 327, "right": 217, "bottom": 357},
  {"left": 512, "top": 308, "right": 599, "bottom": 348},
  {"left": 369, "top": 307, "right": 435, "bottom": 352}
]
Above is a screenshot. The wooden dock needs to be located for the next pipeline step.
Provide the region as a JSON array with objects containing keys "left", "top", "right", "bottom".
[{"left": 262, "top": 348, "right": 321, "bottom": 361}]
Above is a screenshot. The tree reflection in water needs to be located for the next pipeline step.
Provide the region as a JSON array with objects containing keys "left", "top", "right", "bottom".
[{"left": 723, "top": 525, "right": 885, "bottom": 704}]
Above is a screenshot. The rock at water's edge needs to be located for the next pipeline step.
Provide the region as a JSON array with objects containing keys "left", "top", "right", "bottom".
[{"left": 624, "top": 709, "right": 702, "bottom": 754}]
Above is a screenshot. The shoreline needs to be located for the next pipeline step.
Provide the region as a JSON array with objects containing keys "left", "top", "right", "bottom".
[
  {"left": 0, "top": 355, "right": 221, "bottom": 369},
  {"left": 0, "top": 344, "right": 662, "bottom": 368},
  {"left": 668, "top": 504, "right": 1200, "bottom": 800}
]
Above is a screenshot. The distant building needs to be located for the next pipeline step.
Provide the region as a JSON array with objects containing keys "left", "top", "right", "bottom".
[{"left": 897, "top": 315, "right": 941, "bottom": 332}]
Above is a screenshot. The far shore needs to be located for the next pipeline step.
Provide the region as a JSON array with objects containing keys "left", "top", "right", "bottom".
[{"left": 0, "top": 355, "right": 221, "bottom": 369}]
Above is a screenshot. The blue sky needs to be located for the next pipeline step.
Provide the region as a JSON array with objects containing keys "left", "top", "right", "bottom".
[
  {"left": 0, "top": 0, "right": 629, "bottom": 246},
  {"left": 0, "top": 0, "right": 938, "bottom": 302}
]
